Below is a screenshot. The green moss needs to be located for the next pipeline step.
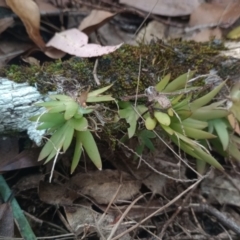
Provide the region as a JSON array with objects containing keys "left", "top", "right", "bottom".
[{"left": 1, "top": 40, "right": 239, "bottom": 96}]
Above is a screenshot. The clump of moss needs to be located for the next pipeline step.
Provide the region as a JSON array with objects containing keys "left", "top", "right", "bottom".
[{"left": 1, "top": 40, "right": 239, "bottom": 96}]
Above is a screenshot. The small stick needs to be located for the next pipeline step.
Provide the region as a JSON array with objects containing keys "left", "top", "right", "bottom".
[{"left": 93, "top": 58, "right": 100, "bottom": 85}]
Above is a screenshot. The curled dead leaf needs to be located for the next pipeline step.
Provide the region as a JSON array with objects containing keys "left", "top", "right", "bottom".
[
  {"left": 79, "top": 10, "right": 118, "bottom": 35},
  {"left": 46, "top": 28, "right": 123, "bottom": 58},
  {"left": 6, "top": 0, "right": 45, "bottom": 50}
]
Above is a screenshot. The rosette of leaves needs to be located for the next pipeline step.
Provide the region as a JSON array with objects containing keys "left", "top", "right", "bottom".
[
  {"left": 30, "top": 85, "right": 114, "bottom": 173},
  {"left": 119, "top": 72, "right": 240, "bottom": 172}
]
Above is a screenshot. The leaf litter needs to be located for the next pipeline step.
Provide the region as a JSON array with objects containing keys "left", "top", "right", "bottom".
[{"left": 1, "top": 0, "right": 240, "bottom": 239}]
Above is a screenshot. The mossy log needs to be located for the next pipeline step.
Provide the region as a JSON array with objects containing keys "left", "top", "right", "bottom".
[{"left": 0, "top": 41, "right": 239, "bottom": 144}]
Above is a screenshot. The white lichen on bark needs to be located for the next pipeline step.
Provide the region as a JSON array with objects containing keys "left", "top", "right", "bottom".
[{"left": 0, "top": 78, "right": 45, "bottom": 145}]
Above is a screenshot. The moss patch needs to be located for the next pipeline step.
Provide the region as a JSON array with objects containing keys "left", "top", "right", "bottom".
[{"left": 1, "top": 40, "right": 238, "bottom": 97}]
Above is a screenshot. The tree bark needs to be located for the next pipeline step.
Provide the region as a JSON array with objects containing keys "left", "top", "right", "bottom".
[{"left": 0, "top": 77, "right": 45, "bottom": 145}]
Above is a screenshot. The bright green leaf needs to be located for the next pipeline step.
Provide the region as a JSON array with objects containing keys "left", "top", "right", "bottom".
[
  {"left": 48, "top": 104, "right": 66, "bottom": 113},
  {"left": 77, "top": 131, "right": 102, "bottom": 170},
  {"left": 68, "top": 117, "right": 88, "bottom": 131},
  {"left": 87, "top": 84, "right": 113, "bottom": 97},
  {"left": 30, "top": 112, "right": 65, "bottom": 123},
  {"left": 37, "top": 122, "right": 64, "bottom": 130},
  {"left": 64, "top": 101, "right": 78, "bottom": 120},
  {"left": 63, "top": 125, "right": 74, "bottom": 152},
  {"left": 171, "top": 123, "right": 216, "bottom": 139},
  {"left": 190, "top": 80, "right": 227, "bottom": 109},
  {"left": 38, "top": 124, "right": 67, "bottom": 161},
  {"left": 210, "top": 119, "right": 229, "bottom": 151},
  {"left": 119, "top": 105, "right": 147, "bottom": 138},
  {"left": 155, "top": 73, "right": 171, "bottom": 91},
  {"left": 182, "top": 118, "right": 208, "bottom": 130},
  {"left": 164, "top": 71, "right": 195, "bottom": 92},
  {"left": 71, "top": 138, "right": 82, "bottom": 174},
  {"left": 191, "top": 108, "right": 228, "bottom": 120},
  {"left": 154, "top": 111, "right": 171, "bottom": 126}
]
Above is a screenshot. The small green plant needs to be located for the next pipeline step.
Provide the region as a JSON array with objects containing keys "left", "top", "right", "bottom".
[
  {"left": 119, "top": 72, "right": 240, "bottom": 172},
  {"left": 30, "top": 85, "right": 114, "bottom": 173}
]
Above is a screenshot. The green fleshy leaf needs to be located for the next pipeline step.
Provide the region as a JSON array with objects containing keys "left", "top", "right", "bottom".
[
  {"left": 30, "top": 112, "right": 65, "bottom": 123},
  {"left": 193, "top": 145, "right": 223, "bottom": 170},
  {"left": 38, "top": 124, "right": 67, "bottom": 161},
  {"left": 37, "top": 122, "right": 64, "bottom": 130},
  {"left": 155, "top": 73, "right": 171, "bottom": 92},
  {"left": 171, "top": 123, "right": 216, "bottom": 140},
  {"left": 71, "top": 138, "right": 82, "bottom": 174},
  {"left": 182, "top": 118, "right": 208, "bottom": 130},
  {"left": 190, "top": 80, "right": 227, "bottom": 109},
  {"left": 171, "top": 94, "right": 184, "bottom": 105},
  {"left": 171, "top": 135, "right": 223, "bottom": 170},
  {"left": 63, "top": 125, "right": 74, "bottom": 152},
  {"left": 48, "top": 104, "right": 66, "bottom": 113},
  {"left": 77, "top": 131, "right": 102, "bottom": 170},
  {"left": 35, "top": 101, "right": 65, "bottom": 108},
  {"left": 173, "top": 95, "right": 192, "bottom": 110},
  {"left": 164, "top": 71, "right": 195, "bottom": 92},
  {"left": 64, "top": 101, "right": 78, "bottom": 120},
  {"left": 139, "top": 129, "right": 156, "bottom": 139},
  {"left": 174, "top": 131, "right": 198, "bottom": 146},
  {"left": 210, "top": 119, "right": 229, "bottom": 151},
  {"left": 87, "top": 84, "right": 113, "bottom": 97},
  {"left": 154, "top": 112, "right": 171, "bottom": 126},
  {"left": 191, "top": 108, "right": 228, "bottom": 120},
  {"left": 68, "top": 117, "right": 88, "bottom": 131},
  {"left": 119, "top": 105, "right": 147, "bottom": 138},
  {"left": 161, "top": 124, "right": 174, "bottom": 135}
]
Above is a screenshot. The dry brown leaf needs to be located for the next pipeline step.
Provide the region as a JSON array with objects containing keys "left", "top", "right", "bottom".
[
  {"left": 228, "top": 113, "right": 240, "bottom": 135},
  {"left": 69, "top": 170, "right": 141, "bottom": 204},
  {"left": 39, "top": 181, "right": 79, "bottom": 205},
  {"left": 13, "top": 174, "right": 44, "bottom": 192},
  {"left": 79, "top": 10, "right": 117, "bottom": 35},
  {"left": 35, "top": 0, "right": 60, "bottom": 15},
  {"left": 0, "top": 39, "right": 33, "bottom": 67},
  {"left": 44, "top": 47, "right": 66, "bottom": 59},
  {"left": 6, "top": 0, "right": 45, "bottom": 50},
  {"left": 0, "top": 203, "right": 14, "bottom": 237},
  {"left": 46, "top": 28, "right": 123, "bottom": 58},
  {"left": 0, "top": 0, "right": 7, "bottom": 7},
  {"left": 120, "top": 0, "right": 200, "bottom": 16},
  {"left": 0, "top": 17, "right": 14, "bottom": 34},
  {"left": 21, "top": 56, "right": 40, "bottom": 66},
  {"left": 0, "top": 148, "right": 42, "bottom": 172},
  {"left": 189, "top": 1, "right": 240, "bottom": 28},
  {"left": 184, "top": 27, "right": 222, "bottom": 42},
  {"left": 201, "top": 173, "right": 240, "bottom": 206},
  {"left": 135, "top": 21, "right": 166, "bottom": 44}
]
